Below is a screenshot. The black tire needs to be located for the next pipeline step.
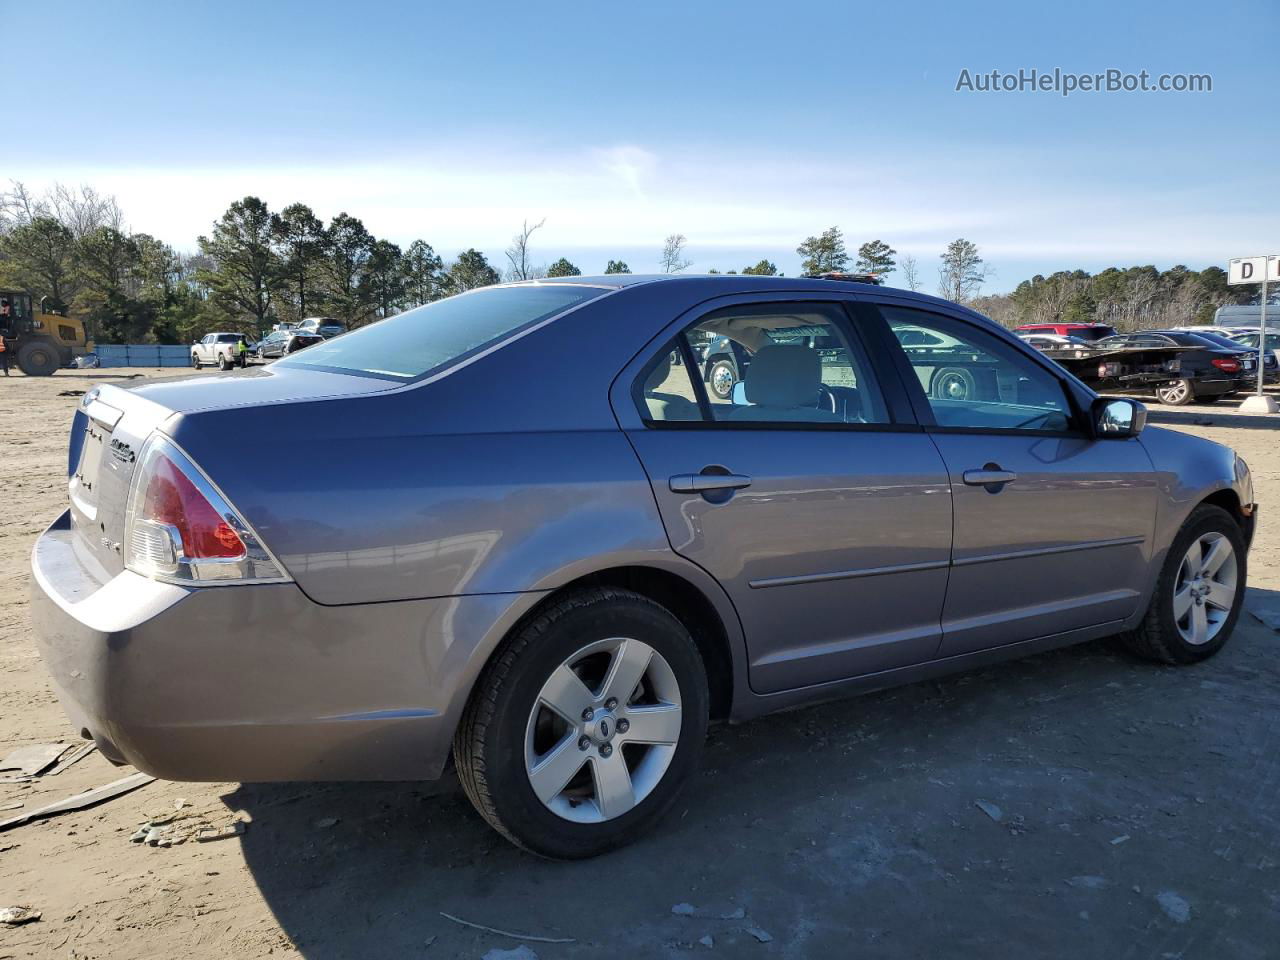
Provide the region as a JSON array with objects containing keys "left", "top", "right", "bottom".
[
  {"left": 707, "top": 359, "right": 737, "bottom": 400},
  {"left": 454, "top": 587, "right": 710, "bottom": 859},
  {"left": 191, "top": 354, "right": 201, "bottom": 369},
  {"left": 16, "top": 341, "right": 59, "bottom": 376},
  {"left": 218, "top": 354, "right": 230, "bottom": 371},
  {"left": 1118, "top": 504, "right": 1247, "bottom": 664},
  {"left": 1155, "top": 379, "right": 1194, "bottom": 405}
]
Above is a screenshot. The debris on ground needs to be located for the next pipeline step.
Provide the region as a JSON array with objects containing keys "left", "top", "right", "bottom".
[
  {"left": 699, "top": 934, "right": 715, "bottom": 947},
  {"left": 720, "top": 907, "right": 746, "bottom": 920},
  {"left": 672, "top": 902, "right": 697, "bottom": 916},
  {"left": 0, "top": 771, "right": 155, "bottom": 832},
  {"left": 1067, "top": 876, "right": 1109, "bottom": 889},
  {"left": 0, "top": 800, "right": 23, "bottom": 811},
  {"left": 0, "top": 905, "right": 41, "bottom": 925},
  {"left": 745, "top": 926, "right": 774, "bottom": 943},
  {"left": 1156, "top": 890, "right": 1191, "bottom": 924},
  {"left": 439, "top": 911, "right": 575, "bottom": 944},
  {"left": 0, "top": 743, "right": 69, "bottom": 777},
  {"left": 1110, "top": 835, "right": 1131, "bottom": 845},
  {"left": 174, "top": 797, "right": 191, "bottom": 809},
  {"left": 44, "top": 742, "right": 97, "bottom": 776},
  {"left": 481, "top": 947, "right": 539, "bottom": 960},
  {"left": 313, "top": 816, "right": 339, "bottom": 829},
  {"left": 1248, "top": 605, "right": 1280, "bottom": 631},
  {"left": 974, "top": 800, "right": 1004, "bottom": 822},
  {"left": 195, "top": 821, "right": 247, "bottom": 843}
]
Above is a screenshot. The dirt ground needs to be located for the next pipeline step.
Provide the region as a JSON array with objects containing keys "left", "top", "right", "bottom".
[{"left": 2, "top": 369, "right": 1279, "bottom": 959}]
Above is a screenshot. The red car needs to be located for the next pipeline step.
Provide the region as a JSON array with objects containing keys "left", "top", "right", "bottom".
[{"left": 1014, "top": 322, "right": 1118, "bottom": 342}]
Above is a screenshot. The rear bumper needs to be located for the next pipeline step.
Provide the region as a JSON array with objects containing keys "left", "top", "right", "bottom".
[{"left": 30, "top": 510, "right": 536, "bottom": 782}]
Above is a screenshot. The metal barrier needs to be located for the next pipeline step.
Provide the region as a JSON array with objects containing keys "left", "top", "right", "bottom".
[{"left": 93, "top": 345, "right": 191, "bottom": 368}]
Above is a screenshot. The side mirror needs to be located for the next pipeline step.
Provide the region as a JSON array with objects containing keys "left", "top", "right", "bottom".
[{"left": 1092, "top": 396, "right": 1146, "bottom": 438}]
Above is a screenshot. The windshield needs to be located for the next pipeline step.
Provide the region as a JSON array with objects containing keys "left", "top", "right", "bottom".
[{"left": 277, "top": 284, "right": 606, "bottom": 380}]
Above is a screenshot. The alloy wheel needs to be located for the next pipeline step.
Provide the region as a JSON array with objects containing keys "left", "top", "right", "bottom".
[
  {"left": 1173, "top": 531, "right": 1237, "bottom": 645},
  {"left": 1158, "top": 380, "right": 1190, "bottom": 404},
  {"left": 524, "top": 637, "right": 682, "bottom": 824}
]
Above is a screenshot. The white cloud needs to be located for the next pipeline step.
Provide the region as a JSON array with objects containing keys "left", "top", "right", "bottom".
[{"left": 7, "top": 140, "right": 1263, "bottom": 283}]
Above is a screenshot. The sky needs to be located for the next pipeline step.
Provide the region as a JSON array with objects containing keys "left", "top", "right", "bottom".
[{"left": 5, "top": 0, "right": 1278, "bottom": 292}]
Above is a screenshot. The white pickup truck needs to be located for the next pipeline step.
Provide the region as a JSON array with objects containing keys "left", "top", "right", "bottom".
[{"left": 191, "top": 332, "right": 245, "bottom": 370}]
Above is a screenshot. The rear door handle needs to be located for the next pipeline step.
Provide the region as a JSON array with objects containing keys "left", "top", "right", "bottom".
[
  {"left": 669, "top": 473, "right": 753, "bottom": 493},
  {"left": 962, "top": 468, "right": 1017, "bottom": 486}
]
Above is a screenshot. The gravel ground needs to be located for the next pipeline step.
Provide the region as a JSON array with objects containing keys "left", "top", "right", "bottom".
[{"left": 1, "top": 369, "right": 1278, "bottom": 959}]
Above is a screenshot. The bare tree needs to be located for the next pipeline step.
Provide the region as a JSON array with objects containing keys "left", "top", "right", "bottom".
[
  {"left": 937, "top": 238, "right": 989, "bottom": 303},
  {"left": 505, "top": 218, "right": 546, "bottom": 281},
  {"left": 900, "top": 255, "right": 921, "bottom": 291},
  {"left": 49, "top": 183, "right": 125, "bottom": 239},
  {"left": 660, "top": 233, "right": 692, "bottom": 273},
  {"left": 0, "top": 180, "right": 45, "bottom": 233}
]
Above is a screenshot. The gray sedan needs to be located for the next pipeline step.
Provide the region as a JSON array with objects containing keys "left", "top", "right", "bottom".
[{"left": 31, "top": 275, "right": 1255, "bottom": 858}]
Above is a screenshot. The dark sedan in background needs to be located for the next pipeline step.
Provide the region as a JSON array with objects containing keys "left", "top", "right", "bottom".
[
  {"left": 255, "top": 329, "right": 324, "bottom": 360},
  {"left": 31, "top": 276, "right": 1255, "bottom": 858},
  {"left": 1092, "top": 330, "right": 1256, "bottom": 405}
]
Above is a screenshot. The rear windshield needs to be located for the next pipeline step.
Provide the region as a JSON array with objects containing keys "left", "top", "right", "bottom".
[
  {"left": 276, "top": 284, "right": 604, "bottom": 381},
  {"left": 216, "top": 334, "right": 241, "bottom": 342}
]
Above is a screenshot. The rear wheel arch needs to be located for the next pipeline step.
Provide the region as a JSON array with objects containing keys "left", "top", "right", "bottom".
[{"left": 464, "top": 566, "right": 736, "bottom": 726}]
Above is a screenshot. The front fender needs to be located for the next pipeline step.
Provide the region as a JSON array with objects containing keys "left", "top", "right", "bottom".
[{"left": 1137, "top": 425, "right": 1253, "bottom": 586}]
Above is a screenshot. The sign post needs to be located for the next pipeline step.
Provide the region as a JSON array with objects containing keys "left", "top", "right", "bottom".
[{"left": 1228, "top": 256, "right": 1280, "bottom": 413}]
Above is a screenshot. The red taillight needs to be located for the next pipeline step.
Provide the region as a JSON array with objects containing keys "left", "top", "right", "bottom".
[
  {"left": 142, "top": 454, "right": 245, "bottom": 559},
  {"left": 1212, "top": 357, "right": 1240, "bottom": 373}
]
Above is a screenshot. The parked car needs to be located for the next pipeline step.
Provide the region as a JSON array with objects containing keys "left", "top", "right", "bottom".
[
  {"left": 1177, "top": 329, "right": 1279, "bottom": 384},
  {"left": 296, "top": 316, "right": 347, "bottom": 339},
  {"left": 1014, "top": 322, "right": 1118, "bottom": 342},
  {"left": 1091, "top": 331, "right": 1249, "bottom": 404},
  {"left": 190, "top": 332, "right": 245, "bottom": 370},
  {"left": 33, "top": 276, "right": 1255, "bottom": 859},
  {"left": 1017, "top": 333, "right": 1092, "bottom": 351},
  {"left": 1229, "top": 330, "right": 1280, "bottom": 370},
  {"left": 256, "top": 330, "right": 324, "bottom": 360}
]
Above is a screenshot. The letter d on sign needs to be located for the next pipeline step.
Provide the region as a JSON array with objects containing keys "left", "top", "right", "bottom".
[{"left": 1229, "top": 256, "right": 1268, "bottom": 285}]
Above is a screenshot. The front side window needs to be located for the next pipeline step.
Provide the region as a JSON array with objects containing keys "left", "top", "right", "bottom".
[
  {"left": 635, "top": 302, "right": 890, "bottom": 425},
  {"left": 881, "top": 306, "right": 1074, "bottom": 432},
  {"left": 279, "top": 284, "right": 606, "bottom": 381}
]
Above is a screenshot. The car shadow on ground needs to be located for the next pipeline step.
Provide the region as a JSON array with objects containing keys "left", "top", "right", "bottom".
[
  {"left": 225, "top": 592, "right": 1280, "bottom": 959},
  {"left": 1145, "top": 407, "right": 1280, "bottom": 432}
]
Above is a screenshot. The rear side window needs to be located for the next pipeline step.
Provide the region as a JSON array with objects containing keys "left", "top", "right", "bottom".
[
  {"left": 278, "top": 284, "right": 605, "bottom": 381},
  {"left": 635, "top": 302, "right": 890, "bottom": 426}
]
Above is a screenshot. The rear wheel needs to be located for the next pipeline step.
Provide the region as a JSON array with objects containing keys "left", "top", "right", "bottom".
[
  {"left": 16, "top": 341, "right": 59, "bottom": 376},
  {"left": 455, "top": 587, "right": 709, "bottom": 859},
  {"left": 218, "top": 354, "right": 230, "bottom": 371},
  {"left": 1156, "top": 379, "right": 1194, "bottom": 405},
  {"left": 1119, "top": 504, "right": 1246, "bottom": 664},
  {"left": 932, "top": 367, "right": 977, "bottom": 401}
]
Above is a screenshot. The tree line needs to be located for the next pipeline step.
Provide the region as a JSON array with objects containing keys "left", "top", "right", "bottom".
[{"left": 0, "top": 184, "right": 1257, "bottom": 344}]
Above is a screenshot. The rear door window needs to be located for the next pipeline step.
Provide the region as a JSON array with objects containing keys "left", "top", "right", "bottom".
[{"left": 635, "top": 302, "right": 891, "bottom": 426}]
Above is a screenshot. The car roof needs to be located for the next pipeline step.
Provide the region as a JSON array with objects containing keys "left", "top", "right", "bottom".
[{"left": 527, "top": 274, "right": 972, "bottom": 312}]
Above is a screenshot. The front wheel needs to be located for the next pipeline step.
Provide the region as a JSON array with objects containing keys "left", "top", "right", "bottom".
[
  {"left": 191, "top": 354, "right": 201, "bottom": 369},
  {"left": 1119, "top": 504, "right": 1246, "bottom": 664},
  {"left": 455, "top": 588, "right": 709, "bottom": 859},
  {"left": 1155, "top": 379, "right": 1194, "bottom": 405},
  {"left": 707, "top": 359, "right": 737, "bottom": 400}
]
